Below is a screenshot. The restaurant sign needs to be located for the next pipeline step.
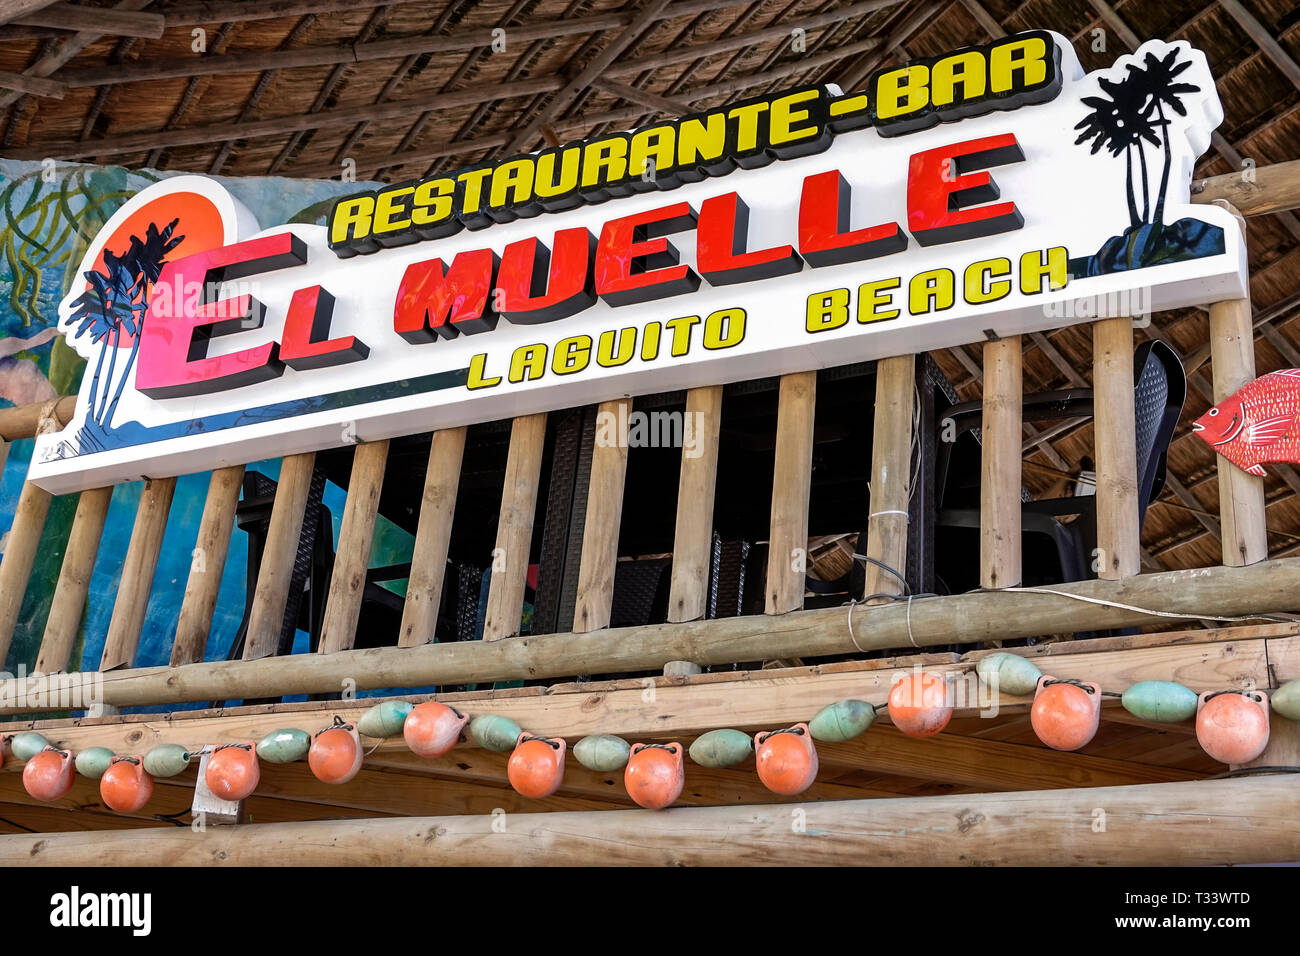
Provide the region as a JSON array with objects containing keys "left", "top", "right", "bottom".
[{"left": 30, "top": 30, "right": 1246, "bottom": 493}]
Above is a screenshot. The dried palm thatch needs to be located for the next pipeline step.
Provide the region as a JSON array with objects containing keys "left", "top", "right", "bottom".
[{"left": 2, "top": 0, "right": 1300, "bottom": 574}]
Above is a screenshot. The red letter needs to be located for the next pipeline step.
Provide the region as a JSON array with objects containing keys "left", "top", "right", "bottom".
[
  {"left": 697, "top": 191, "right": 802, "bottom": 286},
  {"left": 497, "top": 228, "right": 596, "bottom": 325},
  {"left": 595, "top": 201, "right": 699, "bottom": 307},
  {"left": 798, "top": 170, "right": 907, "bottom": 267},
  {"left": 280, "top": 285, "right": 369, "bottom": 370},
  {"left": 394, "top": 248, "right": 499, "bottom": 342},
  {"left": 906, "top": 133, "right": 1024, "bottom": 247},
  {"left": 136, "top": 233, "right": 304, "bottom": 398}
]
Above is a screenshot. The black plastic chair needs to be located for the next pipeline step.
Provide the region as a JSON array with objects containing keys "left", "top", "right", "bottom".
[{"left": 933, "top": 339, "right": 1186, "bottom": 590}]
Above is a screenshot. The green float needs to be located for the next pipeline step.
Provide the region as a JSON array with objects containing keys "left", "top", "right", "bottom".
[
  {"left": 975, "top": 652, "right": 1043, "bottom": 697},
  {"left": 468, "top": 714, "right": 521, "bottom": 753},
  {"left": 689, "top": 729, "right": 753, "bottom": 768},
  {"left": 75, "top": 747, "right": 114, "bottom": 780},
  {"left": 574, "top": 734, "right": 631, "bottom": 771},
  {"left": 256, "top": 728, "right": 311, "bottom": 763},
  {"left": 356, "top": 700, "right": 414, "bottom": 738},
  {"left": 1271, "top": 680, "right": 1300, "bottom": 721},
  {"left": 9, "top": 731, "right": 49, "bottom": 763},
  {"left": 1121, "top": 680, "right": 1199, "bottom": 723},
  {"left": 809, "top": 699, "right": 876, "bottom": 742},
  {"left": 143, "top": 743, "right": 193, "bottom": 778}
]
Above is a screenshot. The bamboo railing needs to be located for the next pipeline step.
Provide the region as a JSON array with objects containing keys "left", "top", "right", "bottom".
[{"left": 0, "top": 163, "right": 1295, "bottom": 713}]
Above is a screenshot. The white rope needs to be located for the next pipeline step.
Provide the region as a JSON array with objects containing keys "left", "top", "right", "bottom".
[
  {"left": 869, "top": 509, "right": 911, "bottom": 522},
  {"left": 1002, "top": 586, "right": 1289, "bottom": 623},
  {"left": 846, "top": 599, "right": 866, "bottom": 653}
]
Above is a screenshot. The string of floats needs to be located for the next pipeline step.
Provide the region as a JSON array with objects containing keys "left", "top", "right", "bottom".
[{"left": 6, "top": 655, "right": 1300, "bottom": 812}]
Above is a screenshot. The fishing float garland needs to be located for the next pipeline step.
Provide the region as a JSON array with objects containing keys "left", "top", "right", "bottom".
[{"left": 6, "top": 658, "right": 1300, "bottom": 812}]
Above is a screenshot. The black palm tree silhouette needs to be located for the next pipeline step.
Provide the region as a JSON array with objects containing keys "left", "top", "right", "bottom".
[
  {"left": 66, "top": 218, "right": 184, "bottom": 428},
  {"left": 1073, "top": 48, "right": 1200, "bottom": 241}
]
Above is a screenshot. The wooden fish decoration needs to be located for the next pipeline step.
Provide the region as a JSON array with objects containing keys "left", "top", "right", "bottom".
[{"left": 1194, "top": 368, "right": 1300, "bottom": 476}]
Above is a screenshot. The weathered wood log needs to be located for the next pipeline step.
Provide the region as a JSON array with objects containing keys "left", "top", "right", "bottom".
[
  {"left": 243, "top": 453, "right": 315, "bottom": 661},
  {"left": 11, "top": 2, "right": 164, "bottom": 37},
  {"left": 5, "top": 776, "right": 1297, "bottom": 866},
  {"left": 3, "top": 558, "right": 1298, "bottom": 711},
  {"left": 1093, "top": 317, "right": 1140, "bottom": 579},
  {"left": 668, "top": 386, "right": 722, "bottom": 623},
  {"left": 0, "top": 68, "right": 66, "bottom": 98},
  {"left": 767, "top": 372, "right": 817, "bottom": 614},
  {"left": 1209, "top": 203, "right": 1268, "bottom": 568},
  {"left": 863, "top": 356, "right": 914, "bottom": 598},
  {"left": 0, "top": 395, "right": 74, "bottom": 441},
  {"left": 573, "top": 399, "right": 631, "bottom": 632},
  {"left": 171, "top": 465, "right": 244, "bottom": 666},
  {"left": 1192, "top": 158, "right": 1300, "bottom": 218},
  {"left": 35, "top": 485, "right": 113, "bottom": 673},
  {"left": 0, "top": 480, "right": 53, "bottom": 664},
  {"left": 100, "top": 477, "right": 176, "bottom": 671},
  {"left": 318, "top": 440, "right": 389, "bottom": 654},
  {"left": 483, "top": 414, "right": 547, "bottom": 642},
  {"left": 399, "top": 427, "right": 466, "bottom": 647},
  {"left": 981, "top": 338, "right": 1021, "bottom": 589}
]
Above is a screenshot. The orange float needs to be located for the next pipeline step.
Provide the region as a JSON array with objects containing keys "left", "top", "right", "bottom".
[
  {"left": 887, "top": 671, "right": 953, "bottom": 738},
  {"left": 507, "top": 734, "right": 566, "bottom": 799},
  {"left": 754, "top": 723, "right": 819, "bottom": 795},
  {"left": 308, "top": 718, "right": 364, "bottom": 784},
  {"left": 1030, "top": 676, "right": 1101, "bottom": 751},
  {"left": 23, "top": 747, "right": 75, "bottom": 803},
  {"left": 100, "top": 755, "right": 154, "bottom": 813},
  {"left": 205, "top": 742, "right": 261, "bottom": 801},
  {"left": 624, "top": 742, "right": 685, "bottom": 809},
  {"left": 1196, "top": 690, "right": 1270, "bottom": 764},
  {"left": 402, "top": 702, "right": 469, "bottom": 758}
]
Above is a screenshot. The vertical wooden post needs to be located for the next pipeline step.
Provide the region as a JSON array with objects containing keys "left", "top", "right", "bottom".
[
  {"left": 766, "top": 371, "right": 816, "bottom": 614},
  {"left": 318, "top": 440, "right": 389, "bottom": 654},
  {"left": 243, "top": 453, "right": 315, "bottom": 661},
  {"left": 35, "top": 485, "right": 113, "bottom": 673},
  {"left": 399, "top": 427, "right": 466, "bottom": 647},
  {"left": 1210, "top": 202, "right": 1268, "bottom": 567},
  {"left": 1093, "top": 318, "right": 1141, "bottom": 579},
  {"left": 668, "top": 385, "right": 722, "bottom": 623},
  {"left": 0, "top": 480, "right": 53, "bottom": 664},
  {"left": 171, "top": 465, "right": 245, "bottom": 666},
  {"left": 100, "top": 476, "right": 176, "bottom": 671},
  {"left": 573, "top": 399, "right": 631, "bottom": 633},
  {"left": 980, "top": 338, "right": 1022, "bottom": 589},
  {"left": 482, "top": 413, "right": 547, "bottom": 642},
  {"left": 863, "top": 356, "right": 915, "bottom": 598}
]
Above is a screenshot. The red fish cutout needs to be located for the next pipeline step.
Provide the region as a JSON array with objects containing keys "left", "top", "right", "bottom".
[{"left": 1193, "top": 368, "right": 1300, "bottom": 476}]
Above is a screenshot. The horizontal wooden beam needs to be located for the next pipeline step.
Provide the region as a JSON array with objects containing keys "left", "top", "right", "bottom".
[
  {"left": 0, "top": 394, "right": 75, "bottom": 441},
  {"left": 2, "top": 559, "right": 1293, "bottom": 712},
  {"left": 3, "top": 624, "right": 1289, "bottom": 750},
  {"left": 1192, "top": 157, "right": 1300, "bottom": 218},
  {"left": 5, "top": 776, "right": 1297, "bottom": 865},
  {"left": 0, "top": 68, "right": 66, "bottom": 98},
  {"left": 11, "top": 2, "right": 164, "bottom": 37}
]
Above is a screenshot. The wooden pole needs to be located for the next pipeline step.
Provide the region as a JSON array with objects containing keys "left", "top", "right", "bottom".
[
  {"left": 34, "top": 485, "right": 112, "bottom": 673},
  {"left": 318, "top": 441, "right": 389, "bottom": 654},
  {"left": 399, "top": 427, "right": 466, "bottom": 647},
  {"left": 981, "top": 338, "right": 1021, "bottom": 588},
  {"left": 766, "top": 371, "right": 817, "bottom": 614},
  {"left": 1209, "top": 202, "right": 1268, "bottom": 567},
  {"left": 0, "top": 480, "right": 53, "bottom": 664},
  {"left": 243, "top": 453, "right": 315, "bottom": 661},
  {"left": 668, "top": 385, "right": 722, "bottom": 623},
  {"left": 171, "top": 465, "right": 244, "bottom": 666},
  {"left": 99, "top": 477, "right": 175, "bottom": 672},
  {"left": 482, "top": 414, "right": 547, "bottom": 642},
  {"left": 16, "top": 556, "right": 1299, "bottom": 711},
  {"left": 573, "top": 399, "right": 631, "bottom": 633},
  {"left": 864, "top": 356, "right": 915, "bottom": 597},
  {"left": 5, "top": 776, "right": 1297, "bottom": 866},
  {"left": 1093, "top": 317, "right": 1141, "bottom": 579}
]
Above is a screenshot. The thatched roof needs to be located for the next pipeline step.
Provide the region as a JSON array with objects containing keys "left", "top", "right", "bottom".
[{"left": 3, "top": 0, "right": 1300, "bottom": 572}]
